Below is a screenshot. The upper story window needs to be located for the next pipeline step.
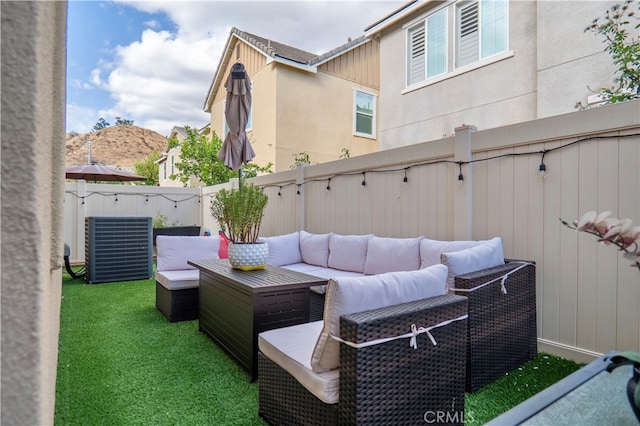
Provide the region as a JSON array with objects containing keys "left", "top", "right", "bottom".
[
  {"left": 354, "top": 90, "right": 376, "bottom": 138},
  {"left": 407, "top": 8, "right": 447, "bottom": 85},
  {"left": 407, "top": 0, "right": 508, "bottom": 87}
]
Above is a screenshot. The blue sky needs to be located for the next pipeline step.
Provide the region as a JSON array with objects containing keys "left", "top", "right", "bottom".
[{"left": 66, "top": 0, "right": 405, "bottom": 136}]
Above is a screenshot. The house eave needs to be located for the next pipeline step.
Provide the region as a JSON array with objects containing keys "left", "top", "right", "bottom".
[{"left": 364, "top": 0, "right": 426, "bottom": 36}]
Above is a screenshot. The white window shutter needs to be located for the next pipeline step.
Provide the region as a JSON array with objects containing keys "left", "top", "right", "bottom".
[
  {"left": 456, "top": 1, "right": 479, "bottom": 68},
  {"left": 407, "top": 24, "right": 426, "bottom": 86}
]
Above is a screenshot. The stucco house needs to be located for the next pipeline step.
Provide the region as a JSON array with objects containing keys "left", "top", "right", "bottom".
[
  {"left": 203, "top": 27, "right": 381, "bottom": 172},
  {"left": 365, "top": 0, "right": 622, "bottom": 150},
  {"left": 157, "top": 124, "right": 210, "bottom": 187}
]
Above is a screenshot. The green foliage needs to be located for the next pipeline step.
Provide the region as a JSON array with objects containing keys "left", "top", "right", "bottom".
[
  {"left": 174, "top": 126, "right": 272, "bottom": 186},
  {"left": 114, "top": 116, "right": 134, "bottom": 126},
  {"left": 290, "top": 152, "right": 311, "bottom": 169},
  {"left": 92, "top": 118, "right": 110, "bottom": 131},
  {"left": 92, "top": 116, "right": 134, "bottom": 130},
  {"left": 167, "top": 135, "right": 180, "bottom": 149},
  {"left": 133, "top": 151, "right": 160, "bottom": 185},
  {"left": 339, "top": 148, "right": 351, "bottom": 159},
  {"left": 577, "top": 0, "right": 640, "bottom": 108},
  {"left": 152, "top": 211, "right": 168, "bottom": 228},
  {"left": 210, "top": 182, "right": 268, "bottom": 243}
]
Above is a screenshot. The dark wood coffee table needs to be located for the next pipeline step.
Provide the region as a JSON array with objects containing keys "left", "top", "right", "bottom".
[{"left": 188, "top": 259, "right": 326, "bottom": 381}]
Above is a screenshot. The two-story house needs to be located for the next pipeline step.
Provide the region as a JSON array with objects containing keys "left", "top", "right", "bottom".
[
  {"left": 365, "top": 0, "right": 621, "bottom": 149},
  {"left": 203, "top": 27, "right": 381, "bottom": 172}
]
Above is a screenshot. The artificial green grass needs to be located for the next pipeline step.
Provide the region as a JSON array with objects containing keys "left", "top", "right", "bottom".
[
  {"left": 56, "top": 272, "right": 582, "bottom": 425},
  {"left": 55, "top": 274, "right": 266, "bottom": 425}
]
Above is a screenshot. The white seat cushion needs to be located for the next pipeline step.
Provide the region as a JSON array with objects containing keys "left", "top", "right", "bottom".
[
  {"left": 155, "top": 270, "right": 200, "bottom": 290},
  {"left": 281, "top": 263, "right": 365, "bottom": 280},
  {"left": 259, "top": 321, "right": 339, "bottom": 404},
  {"left": 310, "top": 264, "right": 449, "bottom": 373}
]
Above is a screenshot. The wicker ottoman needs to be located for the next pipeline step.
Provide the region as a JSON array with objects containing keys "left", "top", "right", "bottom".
[{"left": 155, "top": 281, "right": 199, "bottom": 322}]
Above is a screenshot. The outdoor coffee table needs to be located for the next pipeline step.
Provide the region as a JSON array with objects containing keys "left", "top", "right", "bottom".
[{"left": 188, "top": 259, "right": 326, "bottom": 381}]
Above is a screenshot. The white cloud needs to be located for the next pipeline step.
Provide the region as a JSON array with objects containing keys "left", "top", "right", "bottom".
[{"left": 69, "top": 0, "right": 405, "bottom": 136}]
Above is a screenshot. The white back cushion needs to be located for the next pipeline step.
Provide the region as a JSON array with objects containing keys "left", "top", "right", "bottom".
[
  {"left": 363, "top": 236, "right": 423, "bottom": 275},
  {"left": 260, "top": 231, "right": 302, "bottom": 266},
  {"left": 310, "top": 264, "right": 448, "bottom": 373},
  {"left": 327, "top": 234, "right": 372, "bottom": 273},
  {"left": 300, "top": 231, "right": 332, "bottom": 268},
  {"left": 441, "top": 237, "right": 504, "bottom": 289},
  {"left": 156, "top": 236, "right": 220, "bottom": 271}
]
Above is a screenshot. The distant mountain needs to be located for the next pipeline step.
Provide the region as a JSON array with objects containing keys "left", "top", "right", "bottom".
[{"left": 65, "top": 125, "right": 167, "bottom": 170}]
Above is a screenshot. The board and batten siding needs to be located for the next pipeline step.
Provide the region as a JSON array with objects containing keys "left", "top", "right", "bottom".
[{"left": 317, "top": 39, "right": 380, "bottom": 89}]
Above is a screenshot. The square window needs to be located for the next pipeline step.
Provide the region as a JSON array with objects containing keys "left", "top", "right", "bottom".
[{"left": 354, "top": 90, "right": 376, "bottom": 138}]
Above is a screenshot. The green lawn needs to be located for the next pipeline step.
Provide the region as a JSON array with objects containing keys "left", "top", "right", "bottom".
[{"left": 55, "top": 272, "right": 582, "bottom": 425}]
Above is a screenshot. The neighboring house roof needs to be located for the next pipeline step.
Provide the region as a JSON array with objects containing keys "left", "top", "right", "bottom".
[
  {"left": 203, "top": 27, "right": 373, "bottom": 111},
  {"left": 364, "top": 0, "right": 422, "bottom": 35},
  {"left": 169, "top": 126, "right": 188, "bottom": 139}
]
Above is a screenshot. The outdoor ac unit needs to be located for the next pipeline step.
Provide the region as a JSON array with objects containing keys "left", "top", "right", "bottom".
[{"left": 85, "top": 216, "right": 152, "bottom": 284}]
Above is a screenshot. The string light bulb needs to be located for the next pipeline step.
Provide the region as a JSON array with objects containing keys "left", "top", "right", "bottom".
[
  {"left": 457, "top": 163, "right": 464, "bottom": 186},
  {"left": 326, "top": 178, "right": 331, "bottom": 191},
  {"left": 361, "top": 172, "right": 366, "bottom": 187},
  {"left": 539, "top": 151, "right": 548, "bottom": 179},
  {"left": 403, "top": 169, "right": 408, "bottom": 183}
]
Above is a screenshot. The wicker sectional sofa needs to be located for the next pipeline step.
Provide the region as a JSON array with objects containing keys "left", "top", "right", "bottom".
[{"left": 259, "top": 231, "right": 537, "bottom": 394}]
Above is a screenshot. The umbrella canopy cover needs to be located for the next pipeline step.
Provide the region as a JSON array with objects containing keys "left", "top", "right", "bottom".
[
  {"left": 65, "top": 163, "right": 147, "bottom": 182},
  {"left": 218, "top": 63, "right": 255, "bottom": 171}
]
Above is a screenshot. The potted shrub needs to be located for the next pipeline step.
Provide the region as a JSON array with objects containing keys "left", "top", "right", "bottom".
[
  {"left": 210, "top": 182, "right": 269, "bottom": 270},
  {"left": 152, "top": 211, "right": 200, "bottom": 246}
]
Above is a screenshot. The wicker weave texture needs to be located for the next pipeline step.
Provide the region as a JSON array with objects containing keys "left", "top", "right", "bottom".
[
  {"left": 258, "top": 353, "right": 338, "bottom": 425},
  {"left": 258, "top": 294, "right": 468, "bottom": 425},
  {"left": 339, "top": 295, "right": 468, "bottom": 425},
  {"left": 454, "top": 260, "right": 537, "bottom": 392},
  {"left": 155, "top": 282, "right": 198, "bottom": 322}
]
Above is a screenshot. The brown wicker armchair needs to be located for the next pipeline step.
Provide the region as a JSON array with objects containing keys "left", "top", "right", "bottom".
[{"left": 258, "top": 293, "right": 469, "bottom": 425}]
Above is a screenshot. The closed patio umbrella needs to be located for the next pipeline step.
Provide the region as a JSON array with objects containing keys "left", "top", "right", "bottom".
[
  {"left": 218, "top": 63, "right": 255, "bottom": 174},
  {"left": 65, "top": 163, "right": 146, "bottom": 182}
]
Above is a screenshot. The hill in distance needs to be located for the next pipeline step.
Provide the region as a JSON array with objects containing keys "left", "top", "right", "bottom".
[{"left": 66, "top": 125, "right": 168, "bottom": 170}]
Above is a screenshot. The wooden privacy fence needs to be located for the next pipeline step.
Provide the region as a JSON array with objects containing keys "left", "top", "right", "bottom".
[{"left": 64, "top": 100, "right": 639, "bottom": 362}]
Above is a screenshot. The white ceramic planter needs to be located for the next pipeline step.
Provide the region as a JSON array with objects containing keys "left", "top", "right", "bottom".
[{"left": 227, "top": 242, "right": 269, "bottom": 271}]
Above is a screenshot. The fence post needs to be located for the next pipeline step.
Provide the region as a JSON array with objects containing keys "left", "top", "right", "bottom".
[
  {"left": 76, "top": 180, "right": 86, "bottom": 262},
  {"left": 454, "top": 125, "right": 476, "bottom": 240},
  {"left": 297, "top": 163, "right": 308, "bottom": 231}
]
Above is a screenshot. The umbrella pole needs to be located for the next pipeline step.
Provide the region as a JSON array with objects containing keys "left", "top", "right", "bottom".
[{"left": 238, "top": 168, "right": 243, "bottom": 192}]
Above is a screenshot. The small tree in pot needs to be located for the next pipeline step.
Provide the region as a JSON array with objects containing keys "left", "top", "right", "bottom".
[{"left": 210, "top": 182, "right": 269, "bottom": 270}]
